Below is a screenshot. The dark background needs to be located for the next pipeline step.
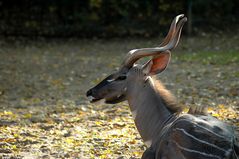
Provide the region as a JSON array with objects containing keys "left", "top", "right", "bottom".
[{"left": 0, "top": 0, "right": 238, "bottom": 38}]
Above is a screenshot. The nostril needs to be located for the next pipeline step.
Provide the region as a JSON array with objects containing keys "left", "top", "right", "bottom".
[{"left": 86, "top": 89, "right": 93, "bottom": 97}]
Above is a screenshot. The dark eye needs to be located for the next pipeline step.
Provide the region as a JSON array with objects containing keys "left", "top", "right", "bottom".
[{"left": 116, "top": 75, "right": 127, "bottom": 81}]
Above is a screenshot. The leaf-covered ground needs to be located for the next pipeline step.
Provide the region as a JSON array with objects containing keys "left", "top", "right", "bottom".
[{"left": 0, "top": 35, "right": 238, "bottom": 158}]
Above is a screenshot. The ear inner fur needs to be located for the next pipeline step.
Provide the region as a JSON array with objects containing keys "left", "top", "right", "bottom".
[{"left": 150, "top": 52, "right": 171, "bottom": 75}]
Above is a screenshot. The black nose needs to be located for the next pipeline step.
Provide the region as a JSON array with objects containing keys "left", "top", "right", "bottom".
[{"left": 86, "top": 89, "right": 93, "bottom": 97}]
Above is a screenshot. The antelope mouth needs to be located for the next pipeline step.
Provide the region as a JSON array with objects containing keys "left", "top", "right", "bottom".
[{"left": 87, "top": 95, "right": 126, "bottom": 104}]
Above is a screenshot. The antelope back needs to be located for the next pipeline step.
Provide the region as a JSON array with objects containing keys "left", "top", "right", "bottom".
[{"left": 155, "top": 114, "right": 238, "bottom": 159}]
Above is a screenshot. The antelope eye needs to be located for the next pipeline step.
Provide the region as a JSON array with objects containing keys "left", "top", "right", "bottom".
[{"left": 116, "top": 75, "right": 127, "bottom": 81}]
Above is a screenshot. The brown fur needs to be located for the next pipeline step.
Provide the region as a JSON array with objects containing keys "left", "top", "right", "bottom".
[
  {"left": 152, "top": 77, "right": 182, "bottom": 113},
  {"left": 152, "top": 78, "right": 207, "bottom": 115}
]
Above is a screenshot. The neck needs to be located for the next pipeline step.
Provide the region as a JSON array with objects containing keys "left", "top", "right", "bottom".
[{"left": 126, "top": 78, "right": 176, "bottom": 147}]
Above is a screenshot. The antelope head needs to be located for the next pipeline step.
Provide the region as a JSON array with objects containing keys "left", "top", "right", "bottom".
[{"left": 86, "top": 14, "right": 187, "bottom": 104}]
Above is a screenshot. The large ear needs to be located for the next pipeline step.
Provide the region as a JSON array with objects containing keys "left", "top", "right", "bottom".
[{"left": 142, "top": 51, "right": 171, "bottom": 75}]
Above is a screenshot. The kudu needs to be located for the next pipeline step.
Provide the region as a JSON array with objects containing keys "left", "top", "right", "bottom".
[{"left": 86, "top": 15, "right": 239, "bottom": 159}]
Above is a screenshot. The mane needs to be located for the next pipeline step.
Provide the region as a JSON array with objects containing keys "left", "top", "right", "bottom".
[{"left": 152, "top": 77, "right": 182, "bottom": 113}]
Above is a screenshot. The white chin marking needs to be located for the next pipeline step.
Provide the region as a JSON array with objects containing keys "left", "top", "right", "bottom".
[
  {"left": 144, "top": 140, "right": 152, "bottom": 147},
  {"left": 95, "top": 98, "right": 106, "bottom": 105},
  {"left": 87, "top": 96, "right": 95, "bottom": 102}
]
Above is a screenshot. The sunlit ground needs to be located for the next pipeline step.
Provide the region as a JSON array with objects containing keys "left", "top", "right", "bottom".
[{"left": 0, "top": 104, "right": 238, "bottom": 158}]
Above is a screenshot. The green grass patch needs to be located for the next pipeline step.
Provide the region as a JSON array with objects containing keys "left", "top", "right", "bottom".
[
  {"left": 235, "top": 71, "right": 239, "bottom": 78},
  {"left": 176, "top": 51, "right": 239, "bottom": 65}
]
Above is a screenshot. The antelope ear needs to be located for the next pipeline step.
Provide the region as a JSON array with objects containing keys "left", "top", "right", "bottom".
[{"left": 142, "top": 51, "right": 171, "bottom": 75}]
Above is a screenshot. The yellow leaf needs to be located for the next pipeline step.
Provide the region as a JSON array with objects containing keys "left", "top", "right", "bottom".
[
  {"left": 133, "top": 151, "right": 142, "bottom": 157},
  {"left": 207, "top": 107, "right": 213, "bottom": 112},
  {"left": 212, "top": 113, "right": 219, "bottom": 117},
  {"left": 182, "top": 107, "right": 189, "bottom": 113},
  {"left": 95, "top": 121, "right": 102, "bottom": 126},
  {"left": 23, "top": 113, "right": 32, "bottom": 119},
  {"left": 99, "top": 154, "right": 107, "bottom": 159},
  {"left": 218, "top": 104, "right": 225, "bottom": 109},
  {"left": 12, "top": 145, "right": 17, "bottom": 150},
  {"left": 103, "top": 142, "right": 109, "bottom": 147},
  {"left": 13, "top": 133, "right": 19, "bottom": 138},
  {"left": 4, "top": 111, "right": 13, "bottom": 115},
  {"left": 65, "top": 138, "right": 74, "bottom": 144}
]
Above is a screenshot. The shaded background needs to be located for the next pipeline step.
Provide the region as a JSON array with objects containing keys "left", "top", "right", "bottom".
[{"left": 0, "top": 0, "right": 239, "bottom": 38}]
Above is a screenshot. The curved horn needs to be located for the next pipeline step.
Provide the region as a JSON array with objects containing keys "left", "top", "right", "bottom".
[
  {"left": 122, "top": 15, "right": 187, "bottom": 68},
  {"left": 159, "top": 14, "right": 185, "bottom": 47}
]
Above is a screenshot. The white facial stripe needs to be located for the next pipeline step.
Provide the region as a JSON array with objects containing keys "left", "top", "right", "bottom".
[
  {"left": 175, "top": 128, "right": 227, "bottom": 152},
  {"left": 173, "top": 141, "right": 221, "bottom": 159},
  {"left": 107, "top": 79, "right": 115, "bottom": 82}
]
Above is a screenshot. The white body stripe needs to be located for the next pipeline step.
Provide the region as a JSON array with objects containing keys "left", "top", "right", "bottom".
[
  {"left": 173, "top": 141, "right": 222, "bottom": 159},
  {"left": 175, "top": 128, "right": 227, "bottom": 152},
  {"left": 172, "top": 118, "right": 227, "bottom": 139}
]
